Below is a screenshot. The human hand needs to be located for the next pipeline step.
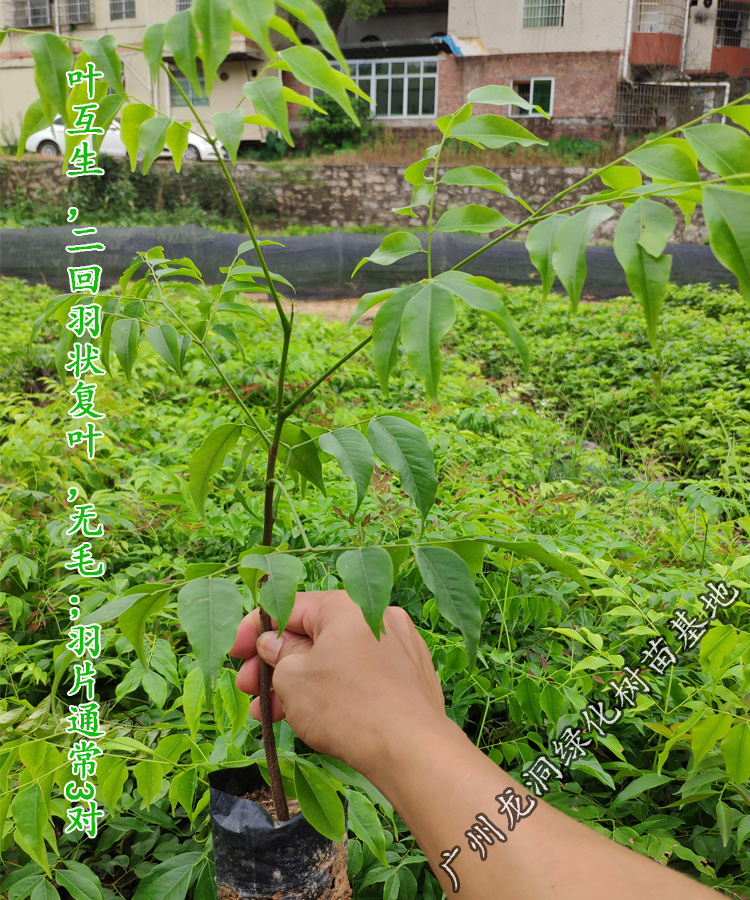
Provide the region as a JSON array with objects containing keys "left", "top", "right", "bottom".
[{"left": 229, "top": 590, "right": 447, "bottom": 780}]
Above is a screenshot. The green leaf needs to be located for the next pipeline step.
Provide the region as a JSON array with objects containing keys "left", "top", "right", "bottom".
[
  {"left": 683, "top": 123, "right": 750, "bottom": 185},
  {"left": 212, "top": 323, "right": 245, "bottom": 360},
  {"left": 132, "top": 854, "right": 203, "bottom": 900},
  {"left": 441, "top": 273, "right": 528, "bottom": 370},
  {"left": 599, "top": 163, "right": 642, "bottom": 194},
  {"left": 119, "top": 586, "right": 170, "bottom": 671},
  {"left": 414, "top": 546, "right": 481, "bottom": 669},
  {"left": 11, "top": 785, "right": 49, "bottom": 875},
  {"left": 136, "top": 760, "right": 167, "bottom": 811},
  {"left": 192, "top": 0, "right": 232, "bottom": 95},
  {"left": 95, "top": 756, "right": 128, "bottom": 813},
  {"left": 18, "top": 98, "right": 52, "bottom": 162},
  {"left": 189, "top": 422, "right": 242, "bottom": 517},
  {"left": 164, "top": 9, "right": 202, "bottom": 99},
  {"left": 628, "top": 143, "right": 700, "bottom": 184},
  {"left": 716, "top": 799, "right": 733, "bottom": 847},
  {"left": 279, "top": 421, "right": 326, "bottom": 495},
  {"left": 439, "top": 166, "right": 528, "bottom": 207},
  {"left": 254, "top": 553, "right": 305, "bottom": 635},
  {"left": 367, "top": 416, "right": 437, "bottom": 519},
  {"left": 169, "top": 768, "right": 197, "bottom": 817},
  {"left": 182, "top": 665, "right": 206, "bottom": 738},
  {"left": 177, "top": 578, "right": 245, "bottom": 691},
  {"left": 145, "top": 323, "right": 191, "bottom": 376},
  {"left": 111, "top": 317, "right": 140, "bottom": 380},
  {"left": 352, "top": 232, "right": 424, "bottom": 277},
  {"left": 80, "top": 35, "right": 125, "bottom": 99},
  {"left": 277, "top": 45, "right": 361, "bottom": 124},
  {"left": 612, "top": 198, "right": 674, "bottom": 349},
  {"left": 691, "top": 712, "right": 733, "bottom": 767},
  {"left": 139, "top": 115, "right": 174, "bottom": 175},
  {"left": 164, "top": 121, "right": 191, "bottom": 173},
  {"left": 142, "top": 23, "right": 165, "bottom": 84},
  {"left": 55, "top": 863, "right": 103, "bottom": 900},
  {"left": 611, "top": 772, "right": 672, "bottom": 808},
  {"left": 370, "top": 284, "right": 420, "bottom": 393},
  {"left": 218, "top": 670, "right": 250, "bottom": 740},
  {"left": 319, "top": 428, "right": 374, "bottom": 513},
  {"left": 211, "top": 109, "right": 244, "bottom": 163},
  {"left": 737, "top": 814, "right": 750, "bottom": 852},
  {"left": 400, "top": 282, "right": 456, "bottom": 398},
  {"left": 701, "top": 185, "right": 750, "bottom": 300},
  {"left": 293, "top": 760, "right": 346, "bottom": 843},
  {"left": 467, "top": 84, "right": 537, "bottom": 112},
  {"left": 347, "top": 790, "right": 387, "bottom": 864},
  {"left": 243, "top": 77, "right": 293, "bottom": 146},
  {"left": 31, "top": 882, "right": 60, "bottom": 900},
  {"left": 451, "top": 114, "right": 546, "bottom": 150},
  {"left": 435, "top": 204, "right": 511, "bottom": 235},
  {"left": 121, "top": 103, "right": 155, "bottom": 171},
  {"left": 277, "top": 0, "right": 347, "bottom": 66},
  {"left": 721, "top": 723, "right": 750, "bottom": 784},
  {"left": 429, "top": 539, "right": 486, "bottom": 576},
  {"left": 478, "top": 536, "right": 590, "bottom": 589},
  {"left": 232, "top": 0, "right": 276, "bottom": 60},
  {"left": 336, "top": 548, "right": 394, "bottom": 639},
  {"left": 526, "top": 215, "right": 566, "bottom": 300},
  {"left": 23, "top": 33, "right": 74, "bottom": 125},
  {"left": 551, "top": 206, "right": 615, "bottom": 311}
]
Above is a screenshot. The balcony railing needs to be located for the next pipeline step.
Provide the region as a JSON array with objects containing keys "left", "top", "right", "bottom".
[{"left": 634, "top": 0, "right": 685, "bottom": 35}]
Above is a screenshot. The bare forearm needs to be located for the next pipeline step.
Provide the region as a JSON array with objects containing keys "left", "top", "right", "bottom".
[{"left": 365, "top": 716, "right": 719, "bottom": 900}]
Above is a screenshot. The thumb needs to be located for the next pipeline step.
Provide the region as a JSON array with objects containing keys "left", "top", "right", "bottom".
[{"left": 256, "top": 631, "right": 285, "bottom": 665}]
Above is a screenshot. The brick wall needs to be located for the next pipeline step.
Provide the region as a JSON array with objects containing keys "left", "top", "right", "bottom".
[{"left": 438, "top": 51, "right": 623, "bottom": 140}]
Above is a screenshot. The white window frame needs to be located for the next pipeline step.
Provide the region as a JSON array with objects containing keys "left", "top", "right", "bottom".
[
  {"left": 65, "top": 0, "right": 92, "bottom": 24},
  {"left": 522, "top": 0, "right": 565, "bottom": 28},
  {"left": 110, "top": 0, "right": 135, "bottom": 20},
  {"left": 314, "top": 57, "right": 439, "bottom": 119},
  {"left": 12, "top": 0, "right": 50, "bottom": 27},
  {"left": 508, "top": 78, "right": 555, "bottom": 117}
]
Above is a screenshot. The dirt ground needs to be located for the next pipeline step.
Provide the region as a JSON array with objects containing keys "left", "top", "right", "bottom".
[{"left": 255, "top": 297, "right": 378, "bottom": 325}]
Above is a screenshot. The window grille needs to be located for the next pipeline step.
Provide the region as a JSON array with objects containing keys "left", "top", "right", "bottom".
[
  {"left": 509, "top": 78, "right": 554, "bottom": 117},
  {"left": 523, "top": 0, "right": 564, "bottom": 28},
  {"left": 314, "top": 58, "right": 438, "bottom": 118},
  {"left": 11, "top": 0, "right": 50, "bottom": 27},
  {"left": 176, "top": 0, "right": 191, "bottom": 10},
  {"left": 65, "top": 0, "right": 92, "bottom": 24},
  {"left": 615, "top": 82, "right": 726, "bottom": 129},
  {"left": 634, "top": 0, "right": 685, "bottom": 35},
  {"left": 716, "top": 0, "right": 750, "bottom": 49},
  {"left": 110, "top": 0, "right": 135, "bottom": 20},
  {"left": 170, "top": 65, "right": 209, "bottom": 106}
]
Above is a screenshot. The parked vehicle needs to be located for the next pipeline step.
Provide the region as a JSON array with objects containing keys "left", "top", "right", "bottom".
[{"left": 25, "top": 116, "right": 228, "bottom": 161}]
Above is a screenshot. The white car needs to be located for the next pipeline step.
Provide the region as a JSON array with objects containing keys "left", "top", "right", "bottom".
[{"left": 26, "top": 116, "right": 228, "bottom": 162}]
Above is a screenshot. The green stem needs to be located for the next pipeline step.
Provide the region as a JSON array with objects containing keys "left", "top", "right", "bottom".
[
  {"left": 426, "top": 133, "right": 449, "bottom": 280},
  {"left": 268, "top": 479, "right": 312, "bottom": 550}
]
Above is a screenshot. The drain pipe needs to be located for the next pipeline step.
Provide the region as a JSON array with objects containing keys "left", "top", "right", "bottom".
[
  {"left": 623, "top": 0, "right": 635, "bottom": 83},
  {"left": 679, "top": 0, "right": 691, "bottom": 74}
]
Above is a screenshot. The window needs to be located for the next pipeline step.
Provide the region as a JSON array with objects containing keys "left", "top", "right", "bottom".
[
  {"left": 170, "top": 65, "right": 209, "bottom": 106},
  {"left": 110, "top": 0, "right": 135, "bottom": 20},
  {"left": 66, "top": 0, "right": 92, "bottom": 24},
  {"left": 316, "top": 58, "right": 437, "bottom": 118},
  {"left": 523, "top": 0, "right": 564, "bottom": 28},
  {"left": 509, "top": 79, "right": 554, "bottom": 117},
  {"left": 12, "top": 0, "right": 50, "bottom": 27},
  {"left": 176, "top": 0, "right": 191, "bottom": 9},
  {"left": 716, "top": 0, "right": 750, "bottom": 48}
]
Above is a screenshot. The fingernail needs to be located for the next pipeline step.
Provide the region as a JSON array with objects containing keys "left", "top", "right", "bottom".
[{"left": 257, "top": 633, "right": 283, "bottom": 664}]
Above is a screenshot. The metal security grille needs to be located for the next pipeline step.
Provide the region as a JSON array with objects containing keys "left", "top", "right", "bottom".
[
  {"left": 615, "top": 81, "right": 727, "bottom": 129},
  {"left": 635, "top": 0, "right": 685, "bottom": 34},
  {"left": 110, "top": 0, "right": 135, "bottom": 19},
  {"left": 716, "top": 0, "right": 750, "bottom": 48},
  {"left": 523, "top": 0, "right": 565, "bottom": 28},
  {"left": 176, "top": 0, "right": 191, "bottom": 10},
  {"left": 10, "top": 0, "right": 49, "bottom": 26},
  {"left": 65, "top": 0, "right": 92, "bottom": 23}
]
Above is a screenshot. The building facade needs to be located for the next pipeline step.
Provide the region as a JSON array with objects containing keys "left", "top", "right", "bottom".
[
  {"left": 0, "top": 0, "right": 266, "bottom": 149},
  {"left": 297, "top": 0, "right": 750, "bottom": 139}
]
